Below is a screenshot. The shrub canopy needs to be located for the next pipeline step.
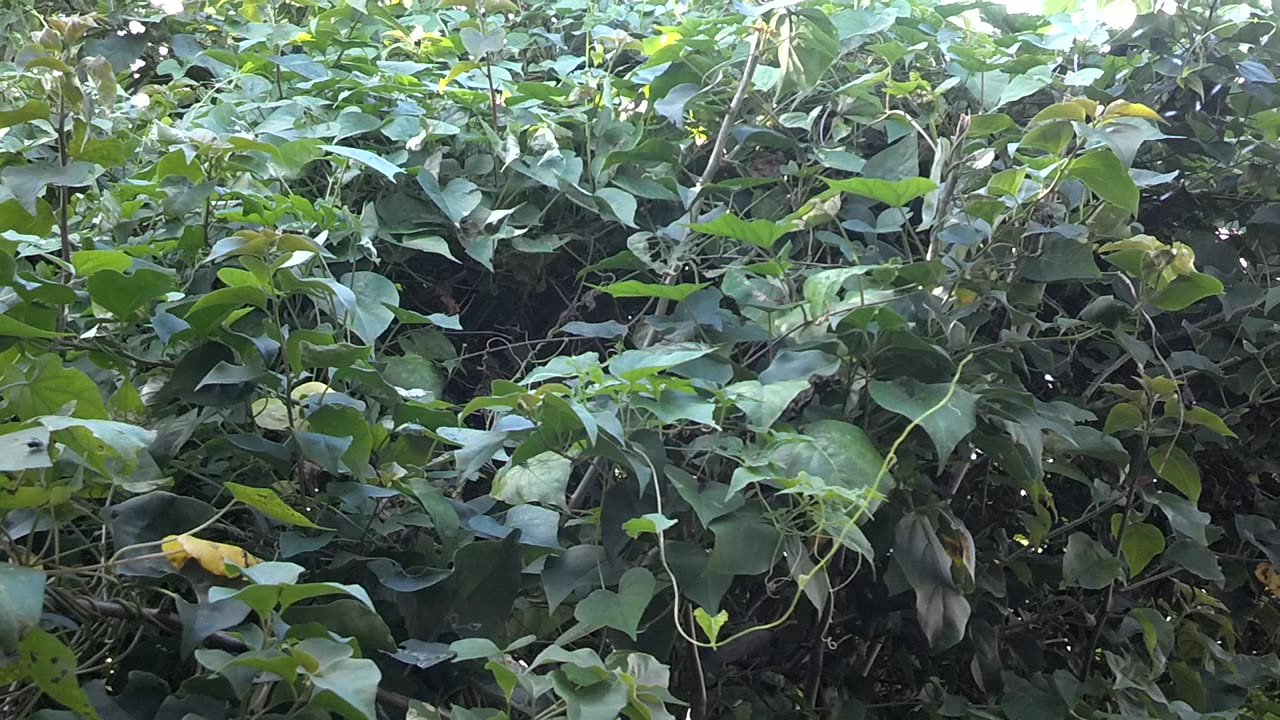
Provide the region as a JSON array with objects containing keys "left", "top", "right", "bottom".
[{"left": 2, "top": 0, "right": 1280, "bottom": 718}]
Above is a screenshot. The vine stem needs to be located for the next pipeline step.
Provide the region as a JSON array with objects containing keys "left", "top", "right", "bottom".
[
  {"left": 1077, "top": 434, "right": 1149, "bottom": 679},
  {"left": 639, "top": 22, "right": 766, "bottom": 348},
  {"left": 107, "top": 500, "right": 239, "bottom": 564},
  {"left": 651, "top": 354, "right": 975, "bottom": 649},
  {"left": 45, "top": 549, "right": 178, "bottom": 576},
  {"left": 484, "top": 55, "right": 502, "bottom": 188},
  {"left": 57, "top": 76, "right": 71, "bottom": 281}
]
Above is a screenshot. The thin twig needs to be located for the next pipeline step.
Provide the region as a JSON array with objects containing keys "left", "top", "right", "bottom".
[
  {"left": 568, "top": 458, "right": 605, "bottom": 511},
  {"left": 1078, "top": 439, "right": 1147, "bottom": 679},
  {"left": 57, "top": 79, "right": 71, "bottom": 280},
  {"left": 484, "top": 56, "right": 502, "bottom": 189},
  {"left": 639, "top": 23, "right": 767, "bottom": 348}
]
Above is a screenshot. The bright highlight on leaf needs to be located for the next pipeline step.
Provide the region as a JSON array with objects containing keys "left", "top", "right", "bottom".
[{"left": 225, "top": 483, "right": 328, "bottom": 529}]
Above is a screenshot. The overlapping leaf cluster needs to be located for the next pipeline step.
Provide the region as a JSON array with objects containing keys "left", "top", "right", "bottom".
[{"left": 2, "top": 0, "right": 1280, "bottom": 718}]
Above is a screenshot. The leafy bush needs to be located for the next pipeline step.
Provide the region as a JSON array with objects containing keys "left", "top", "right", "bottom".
[{"left": 2, "top": 0, "right": 1280, "bottom": 718}]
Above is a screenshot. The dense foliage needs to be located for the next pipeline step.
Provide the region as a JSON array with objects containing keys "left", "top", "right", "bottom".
[{"left": 3, "top": 0, "right": 1280, "bottom": 717}]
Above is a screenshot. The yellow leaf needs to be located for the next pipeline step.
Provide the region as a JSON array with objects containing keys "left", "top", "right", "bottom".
[
  {"left": 440, "top": 61, "right": 479, "bottom": 91},
  {"left": 1068, "top": 98, "right": 1100, "bottom": 119},
  {"left": 290, "top": 381, "right": 334, "bottom": 402},
  {"left": 1257, "top": 563, "right": 1280, "bottom": 599},
  {"left": 252, "top": 397, "right": 293, "bottom": 431},
  {"left": 162, "top": 534, "right": 260, "bottom": 577},
  {"left": 1101, "top": 100, "right": 1163, "bottom": 123}
]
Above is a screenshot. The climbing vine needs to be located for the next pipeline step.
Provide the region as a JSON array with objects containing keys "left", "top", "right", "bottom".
[{"left": 1, "top": 0, "right": 1280, "bottom": 719}]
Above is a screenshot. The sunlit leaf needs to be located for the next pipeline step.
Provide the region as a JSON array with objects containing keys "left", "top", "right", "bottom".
[
  {"left": 20, "top": 629, "right": 100, "bottom": 719},
  {"left": 320, "top": 144, "right": 404, "bottom": 181},
  {"left": 225, "top": 483, "right": 328, "bottom": 529},
  {"left": 594, "top": 280, "right": 708, "bottom": 301},
  {"left": 162, "top": 534, "right": 261, "bottom": 576}
]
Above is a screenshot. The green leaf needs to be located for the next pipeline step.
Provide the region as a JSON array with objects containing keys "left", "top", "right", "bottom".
[
  {"left": 69, "top": 135, "right": 126, "bottom": 167},
  {"left": 594, "top": 280, "right": 708, "bottom": 301},
  {"left": 869, "top": 380, "right": 977, "bottom": 470},
  {"left": 1062, "top": 532, "right": 1123, "bottom": 589},
  {"left": 310, "top": 655, "right": 381, "bottom": 720},
  {"left": 306, "top": 405, "right": 373, "bottom": 478},
  {"left": 0, "top": 564, "right": 44, "bottom": 652},
  {"left": 621, "top": 513, "right": 677, "bottom": 538},
  {"left": 1067, "top": 148, "right": 1139, "bottom": 213},
  {"left": 339, "top": 271, "right": 399, "bottom": 343},
  {"left": 0, "top": 314, "right": 68, "bottom": 339},
  {"left": 1148, "top": 272, "right": 1223, "bottom": 311},
  {"left": 1021, "top": 120, "right": 1075, "bottom": 154},
  {"left": 188, "top": 286, "right": 268, "bottom": 314},
  {"left": 1147, "top": 444, "right": 1201, "bottom": 502},
  {"left": 1029, "top": 102, "right": 1088, "bottom": 124},
  {"left": 707, "top": 510, "right": 782, "bottom": 576},
  {"left": 461, "top": 27, "right": 506, "bottom": 57},
  {"left": 1182, "top": 406, "right": 1235, "bottom": 438},
  {"left": 1151, "top": 491, "right": 1211, "bottom": 544},
  {"left": 693, "top": 607, "right": 729, "bottom": 646},
  {"left": 594, "top": 188, "right": 638, "bottom": 228},
  {"left": 295, "top": 430, "right": 354, "bottom": 475},
  {"left": 491, "top": 451, "right": 572, "bottom": 510},
  {"left": 1, "top": 160, "right": 100, "bottom": 214},
  {"left": 894, "top": 512, "right": 970, "bottom": 650},
  {"left": 0, "top": 197, "right": 54, "bottom": 236},
  {"left": 574, "top": 567, "right": 656, "bottom": 640},
  {"left": 608, "top": 342, "right": 714, "bottom": 380},
  {"left": 996, "top": 64, "right": 1054, "bottom": 108},
  {"left": 320, "top": 144, "right": 404, "bottom": 181},
  {"left": 394, "top": 235, "right": 460, "bottom": 262},
  {"left": 766, "top": 420, "right": 887, "bottom": 499},
  {"left": 1104, "top": 403, "right": 1143, "bottom": 435},
  {"left": 20, "top": 628, "right": 100, "bottom": 719},
  {"left": 225, "top": 483, "right": 327, "bottom": 529},
  {"left": 450, "top": 638, "right": 502, "bottom": 662},
  {"left": 725, "top": 379, "right": 810, "bottom": 429},
  {"left": 1110, "top": 516, "right": 1165, "bottom": 576},
  {"left": 550, "top": 672, "right": 628, "bottom": 720},
  {"left": 669, "top": 469, "right": 743, "bottom": 526},
  {"left": 485, "top": 659, "right": 519, "bottom": 702},
  {"left": 821, "top": 177, "right": 937, "bottom": 207},
  {"left": 967, "top": 113, "right": 1015, "bottom": 136},
  {"left": 4, "top": 355, "right": 108, "bottom": 420},
  {"left": 0, "top": 100, "right": 49, "bottom": 129},
  {"left": 382, "top": 353, "right": 446, "bottom": 399},
  {"left": 0, "top": 425, "right": 53, "bottom": 472},
  {"left": 653, "top": 83, "right": 699, "bottom": 128},
  {"left": 296, "top": 340, "right": 371, "bottom": 371},
  {"left": 688, "top": 213, "right": 792, "bottom": 249},
  {"left": 37, "top": 416, "right": 154, "bottom": 461},
  {"left": 86, "top": 269, "right": 174, "bottom": 318},
  {"left": 542, "top": 545, "right": 605, "bottom": 612},
  {"left": 72, "top": 249, "right": 133, "bottom": 276},
  {"left": 1020, "top": 235, "right": 1101, "bottom": 282},
  {"left": 778, "top": 9, "right": 840, "bottom": 93},
  {"left": 417, "top": 171, "right": 482, "bottom": 226},
  {"left": 196, "top": 362, "right": 266, "bottom": 390}
]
